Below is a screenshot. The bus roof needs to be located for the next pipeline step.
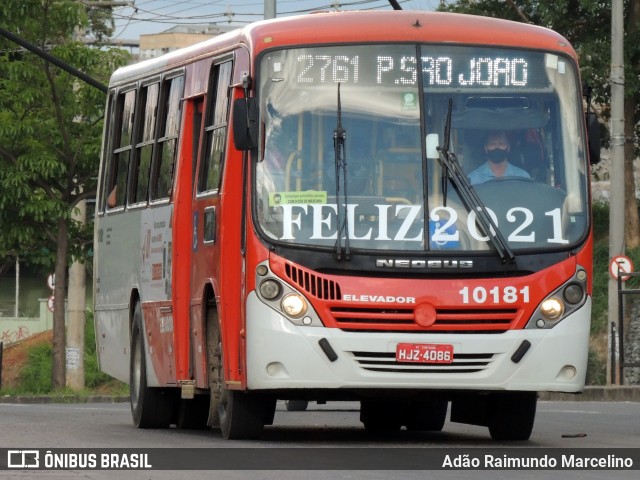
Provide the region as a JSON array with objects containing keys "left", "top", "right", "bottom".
[{"left": 109, "top": 10, "right": 576, "bottom": 87}]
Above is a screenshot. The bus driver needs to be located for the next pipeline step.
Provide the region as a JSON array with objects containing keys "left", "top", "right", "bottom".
[{"left": 467, "top": 130, "right": 530, "bottom": 185}]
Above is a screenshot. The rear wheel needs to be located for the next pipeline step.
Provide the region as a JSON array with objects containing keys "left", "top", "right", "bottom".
[
  {"left": 487, "top": 392, "right": 537, "bottom": 441},
  {"left": 130, "top": 301, "right": 175, "bottom": 428}
]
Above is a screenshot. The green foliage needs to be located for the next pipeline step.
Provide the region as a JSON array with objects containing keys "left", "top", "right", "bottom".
[{"left": 0, "top": 0, "right": 129, "bottom": 270}]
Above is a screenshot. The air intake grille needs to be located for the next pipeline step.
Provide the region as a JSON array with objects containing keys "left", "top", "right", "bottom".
[
  {"left": 285, "top": 263, "right": 342, "bottom": 300},
  {"left": 331, "top": 307, "right": 518, "bottom": 333}
]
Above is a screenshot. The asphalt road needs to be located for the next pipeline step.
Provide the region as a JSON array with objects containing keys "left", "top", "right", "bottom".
[{"left": 0, "top": 400, "right": 638, "bottom": 480}]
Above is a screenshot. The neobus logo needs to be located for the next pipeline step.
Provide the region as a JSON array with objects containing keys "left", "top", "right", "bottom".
[{"left": 376, "top": 259, "right": 474, "bottom": 269}]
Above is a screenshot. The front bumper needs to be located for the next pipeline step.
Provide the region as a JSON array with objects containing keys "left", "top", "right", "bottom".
[{"left": 246, "top": 292, "right": 590, "bottom": 393}]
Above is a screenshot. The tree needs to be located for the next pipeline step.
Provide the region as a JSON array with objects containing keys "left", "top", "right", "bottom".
[
  {"left": 0, "top": 0, "right": 128, "bottom": 389},
  {"left": 439, "top": 0, "right": 640, "bottom": 248}
]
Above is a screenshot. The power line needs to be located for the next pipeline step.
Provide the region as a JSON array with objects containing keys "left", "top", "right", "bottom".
[{"left": 112, "top": 0, "right": 430, "bottom": 37}]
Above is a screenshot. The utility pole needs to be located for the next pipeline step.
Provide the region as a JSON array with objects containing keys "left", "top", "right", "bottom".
[
  {"left": 15, "top": 258, "right": 19, "bottom": 317},
  {"left": 265, "top": 0, "right": 276, "bottom": 20},
  {"left": 607, "top": 0, "right": 625, "bottom": 384},
  {"left": 66, "top": 200, "right": 87, "bottom": 390}
]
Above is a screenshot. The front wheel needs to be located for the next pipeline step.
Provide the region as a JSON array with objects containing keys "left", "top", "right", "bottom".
[
  {"left": 487, "top": 392, "right": 537, "bottom": 441},
  {"left": 219, "top": 389, "right": 270, "bottom": 440},
  {"left": 206, "top": 301, "right": 271, "bottom": 439},
  {"left": 404, "top": 399, "right": 448, "bottom": 432},
  {"left": 360, "top": 400, "right": 403, "bottom": 432}
]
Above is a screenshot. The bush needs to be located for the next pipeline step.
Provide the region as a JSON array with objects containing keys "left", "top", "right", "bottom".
[{"left": 18, "top": 342, "right": 53, "bottom": 394}]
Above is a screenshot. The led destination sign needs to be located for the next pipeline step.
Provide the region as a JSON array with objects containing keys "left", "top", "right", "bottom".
[{"left": 285, "top": 46, "right": 553, "bottom": 89}]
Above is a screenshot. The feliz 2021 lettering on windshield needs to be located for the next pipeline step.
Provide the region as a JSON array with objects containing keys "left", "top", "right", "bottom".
[{"left": 277, "top": 203, "right": 568, "bottom": 245}]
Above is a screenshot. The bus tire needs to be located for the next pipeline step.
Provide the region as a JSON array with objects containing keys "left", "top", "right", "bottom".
[
  {"left": 130, "top": 302, "right": 174, "bottom": 428},
  {"left": 360, "top": 400, "right": 403, "bottom": 432},
  {"left": 206, "top": 301, "right": 222, "bottom": 428},
  {"left": 404, "top": 399, "right": 448, "bottom": 432},
  {"left": 219, "top": 389, "right": 266, "bottom": 440},
  {"left": 206, "top": 301, "right": 265, "bottom": 439},
  {"left": 176, "top": 396, "right": 210, "bottom": 430},
  {"left": 285, "top": 400, "right": 309, "bottom": 411},
  {"left": 487, "top": 392, "right": 537, "bottom": 441}
]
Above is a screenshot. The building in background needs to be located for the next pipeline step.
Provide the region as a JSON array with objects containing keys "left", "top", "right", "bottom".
[{"left": 139, "top": 24, "right": 236, "bottom": 61}]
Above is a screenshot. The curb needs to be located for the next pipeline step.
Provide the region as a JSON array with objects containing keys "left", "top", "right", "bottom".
[
  {"left": 0, "top": 395, "right": 129, "bottom": 404},
  {"left": 539, "top": 386, "right": 640, "bottom": 402}
]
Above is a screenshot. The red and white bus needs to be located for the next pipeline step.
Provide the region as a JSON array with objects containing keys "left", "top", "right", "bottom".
[{"left": 94, "top": 10, "right": 599, "bottom": 440}]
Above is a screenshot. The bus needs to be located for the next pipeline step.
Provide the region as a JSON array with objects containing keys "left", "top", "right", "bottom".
[{"left": 94, "top": 10, "right": 600, "bottom": 441}]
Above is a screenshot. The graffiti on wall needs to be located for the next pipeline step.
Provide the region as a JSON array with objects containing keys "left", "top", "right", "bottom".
[{"left": 1, "top": 326, "right": 31, "bottom": 344}]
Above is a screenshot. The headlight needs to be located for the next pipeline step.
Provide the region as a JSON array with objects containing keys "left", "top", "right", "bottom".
[
  {"left": 259, "top": 279, "right": 282, "bottom": 300},
  {"left": 541, "top": 297, "right": 564, "bottom": 320},
  {"left": 281, "top": 293, "right": 308, "bottom": 318}
]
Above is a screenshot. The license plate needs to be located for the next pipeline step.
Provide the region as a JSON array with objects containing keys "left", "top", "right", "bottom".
[{"left": 395, "top": 343, "right": 454, "bottom": 364}]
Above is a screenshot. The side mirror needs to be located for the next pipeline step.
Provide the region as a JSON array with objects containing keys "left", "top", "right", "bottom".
[
  {"left": 232, "top": 97, "right": 258, "bottom": 151},
  {"left": 586, "top": 111, "right": 601, "bottom": 164}
]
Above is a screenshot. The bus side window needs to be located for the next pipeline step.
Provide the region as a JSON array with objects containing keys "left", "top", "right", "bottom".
[
  {"left": 198, "top": 60, "right": 233, "bottom": 194},
  {"left": 130, "top": 82, "right": 159, "bottom": 205},
  {"left": 106, "top": 88, "right": 136, "bottom": 209},
  {"left": 98, "top": 93, "right": 114, "bottom": 213},
  {"left": 151, "top": 74, "right": 184, "bottom": 201}
]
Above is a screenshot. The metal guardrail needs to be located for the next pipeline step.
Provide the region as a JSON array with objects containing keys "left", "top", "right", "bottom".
[{"left": 612, "top": 270, "right": 640, "bottom": 384}]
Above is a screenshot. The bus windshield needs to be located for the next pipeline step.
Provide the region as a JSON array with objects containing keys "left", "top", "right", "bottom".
[{"left": 255, "top": 44, "right": 588, "bottom": 254}]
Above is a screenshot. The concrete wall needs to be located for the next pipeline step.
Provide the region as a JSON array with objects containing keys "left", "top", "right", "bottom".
[{"left": 0, "top": 299, "right": 56, "bottom": 345}]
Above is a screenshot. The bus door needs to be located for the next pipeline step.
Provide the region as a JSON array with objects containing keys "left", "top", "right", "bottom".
[{"left": 190, "top": 59, "right": 234, "bottom": 388}]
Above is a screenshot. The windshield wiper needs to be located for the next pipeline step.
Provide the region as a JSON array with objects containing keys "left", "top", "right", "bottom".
[
  {"left": 334, "top": 83, "right": 350, "bottom": 261},
  {"left": 436, "top": 99, "right": 515, "bottom": 264}
]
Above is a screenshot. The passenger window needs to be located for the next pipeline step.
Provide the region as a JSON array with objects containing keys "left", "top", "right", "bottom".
[
  {"left": 151, "top": 75, "right": 184, "bottom": 201},
  {"left": 131, "top": 82, "right": 159, "bottom": 205},
  {"left": 198, "top": 60, "right": 232, "bottom": 194},
  {"left": 106, "top": 89, "right": 136, "bottom": 209}
]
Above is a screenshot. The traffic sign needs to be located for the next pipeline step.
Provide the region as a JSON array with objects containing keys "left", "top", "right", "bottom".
[
  {"left": 47, "top": 295, "right": 55, "bottom": 313},
  {"left": 47, "top": 273, "right": 55, "bottom": 291},
  {"left": 609, "top": 255, "right": 634, "bottom": 281}
]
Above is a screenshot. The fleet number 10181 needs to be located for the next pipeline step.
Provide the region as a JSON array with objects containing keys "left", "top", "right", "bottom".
[{"left": 459, "top": 285, "right": 530, "bottom": 304}]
